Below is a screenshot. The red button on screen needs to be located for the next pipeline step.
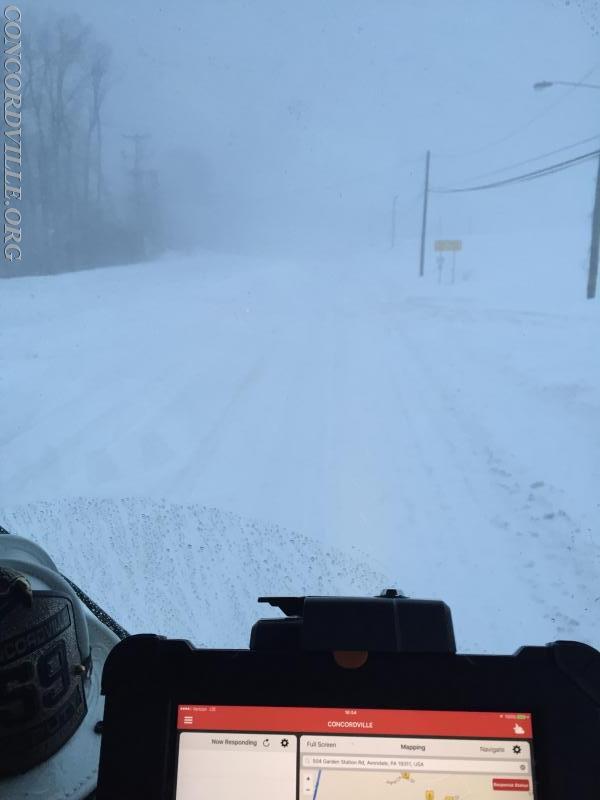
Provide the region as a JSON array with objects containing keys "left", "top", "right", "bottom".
[{"left": 493, "top": 778, "right": 530, "bottom": 791}]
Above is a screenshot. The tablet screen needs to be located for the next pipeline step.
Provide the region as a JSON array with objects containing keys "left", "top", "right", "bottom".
[{"left": 175, "top": 705, "right": 535, "bottom": 798}]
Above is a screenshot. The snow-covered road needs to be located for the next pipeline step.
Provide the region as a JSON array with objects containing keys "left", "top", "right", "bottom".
[{"left": 1, "top": 251, "right": 598, "bottom": 653}]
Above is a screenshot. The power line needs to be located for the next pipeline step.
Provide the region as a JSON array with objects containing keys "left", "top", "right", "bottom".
[
  {"left": 457, "top": 132, "right": 600, "bottom": 182},
  {"left": 430, "top": 148, "right": 600, "bottom": 194},
  {"left": 432, "top": 62, "right": 600, "bottom": 160}
]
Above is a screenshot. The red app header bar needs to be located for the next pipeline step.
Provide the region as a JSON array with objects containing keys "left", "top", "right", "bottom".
[{"left": 177, "top": 705, "right": 532, "bottom": 739}]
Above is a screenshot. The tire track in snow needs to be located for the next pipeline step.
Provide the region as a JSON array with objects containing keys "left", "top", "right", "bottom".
[
  {"left": 385, "top": 318, "right": 519, "bottom": 651},
  {"left": 392, "top": 310, "right": 599, "bottom": 649}
]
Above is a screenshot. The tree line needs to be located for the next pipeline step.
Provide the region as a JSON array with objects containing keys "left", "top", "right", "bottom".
[{"left": 5, "top": 14, "right": 163, "bottom": 277}]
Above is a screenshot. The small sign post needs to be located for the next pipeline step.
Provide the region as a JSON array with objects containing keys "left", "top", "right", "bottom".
[
  {"left": 434, "top": 240, "right": 462, "bottom": 284},
  {"left": 436, "top": 253, "right": 444, "bottom": 284}
]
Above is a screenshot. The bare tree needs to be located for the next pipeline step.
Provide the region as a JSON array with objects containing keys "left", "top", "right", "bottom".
[
  {"left": 13, "top": 14, "right": 161, "bottom": 277},
  {"left": 84, "top": 42, "right": 111, "bottom": 206}
]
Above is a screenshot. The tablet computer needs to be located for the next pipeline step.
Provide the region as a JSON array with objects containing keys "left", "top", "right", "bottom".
[
  {"left": 174, "top": 704, "right": 535, "bottom": 799},
  {"left": 96, "top": 633, "right": 600, "bottom": 799}
]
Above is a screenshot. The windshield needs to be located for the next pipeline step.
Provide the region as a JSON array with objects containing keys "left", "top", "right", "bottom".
[{"left": 2, "top": 0, "right": 599, "bottom": 655}]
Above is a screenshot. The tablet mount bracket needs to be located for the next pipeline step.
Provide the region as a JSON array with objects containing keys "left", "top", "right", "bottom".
[{"left": 250, "top": 589, "right": 457, "bottom": 655}]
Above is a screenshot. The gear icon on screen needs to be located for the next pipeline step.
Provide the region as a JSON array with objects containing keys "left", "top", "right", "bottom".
[
  {"left": 280, "top": 738, "right": 289, "bottom": 748},
  {"left": 513, "top": 745, "right": 522, "bottom": 754}
]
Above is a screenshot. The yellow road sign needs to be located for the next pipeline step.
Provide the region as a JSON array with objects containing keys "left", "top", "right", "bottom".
[{"left": 434, "top": 240, "right": 462, "bottom": 251}]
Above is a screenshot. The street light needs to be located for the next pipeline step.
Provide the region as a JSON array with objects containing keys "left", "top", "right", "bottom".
[
  {"left": 533, "top": 80, "right": 600, "bottom": 91},
  {"left": 532, "top": 78, "right": 600, "bottom": 298}
]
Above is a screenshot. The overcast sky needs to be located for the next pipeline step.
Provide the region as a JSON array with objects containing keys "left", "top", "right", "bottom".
[{"left": 25, "top": 0, "right": 600, "bottom": 256}]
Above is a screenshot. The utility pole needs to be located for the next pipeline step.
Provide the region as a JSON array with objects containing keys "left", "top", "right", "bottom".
[
  {"left": 587, "top": 151, "right": 600, "bottom": 299},
  {"left": 532, "top": 79, "right": 600, "bottom": 299},
  {"left": 419, "top": 150, "right": 430, "bottom": 277}
]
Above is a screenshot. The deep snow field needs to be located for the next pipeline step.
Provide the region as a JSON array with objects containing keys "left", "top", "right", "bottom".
[{"left": 1, "top": 236, "right": 598, "bottom": 654}]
